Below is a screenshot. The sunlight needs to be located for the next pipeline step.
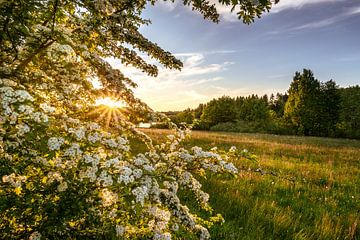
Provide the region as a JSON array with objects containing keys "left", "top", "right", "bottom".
[
  {"left": 95, "top": 97, "right": 126, "bottom": 109},
  {"left": 92, "top": 97, "right": 128, "bottom": 128}
]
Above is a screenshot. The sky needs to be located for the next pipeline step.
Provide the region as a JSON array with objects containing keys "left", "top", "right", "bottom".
[{"left": 110, "top": 0, "right": 360, "bottom": 111}]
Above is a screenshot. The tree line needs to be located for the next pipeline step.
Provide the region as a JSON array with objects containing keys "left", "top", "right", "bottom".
[{"left": 159, "top": 69, "right": 360, "bottom": 139}]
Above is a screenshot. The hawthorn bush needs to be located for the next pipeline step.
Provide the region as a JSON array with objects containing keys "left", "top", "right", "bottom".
[{"left": 0, "top": 0, "right": 275, "bottom": 239}]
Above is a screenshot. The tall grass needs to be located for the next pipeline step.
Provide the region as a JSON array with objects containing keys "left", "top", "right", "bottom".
[{"left": 140, "top": 129, "right": 360, "bottom": 240}]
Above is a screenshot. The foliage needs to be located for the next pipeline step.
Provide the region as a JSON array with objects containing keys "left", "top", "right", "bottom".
[
  {"left": 269, "top": 93, "right": 288, "bottom": 118},
  {"left": 0, "top": 0, "right": 277, "bottom": 239},
  {"left": 284, "top": 69, "right": 341, "bottom": 136},
  {"left": 201, "top": 96, "right": 237, "bottom": 127},
  {"left": 318, "top": 80, "right": 341, "bottom": 136},
  {"left": 337, "top": 85, "right": 360, "bottom": 139},
  {"left": 235, "top": 95, "right": 270, "bottom": 122},
  {"left": 284, "top": 69, "right": 322, "bottom": 135},
  {"left": 162, "top": 70, "right": 358, "bottom": 139},
  {"left": 171, "top": 109, "right": 195, "bottom": 126}
]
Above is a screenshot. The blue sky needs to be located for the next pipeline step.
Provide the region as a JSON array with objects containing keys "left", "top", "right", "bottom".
[{"left": 112, "top": 0, "right": 360, "bottom": 111}]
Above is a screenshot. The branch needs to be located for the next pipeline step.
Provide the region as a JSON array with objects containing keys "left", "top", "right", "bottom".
[
  {"left": 15, "top": 39, "right": 55, "bottom": 73},
  {"left": 51, "top": 0, "right": 59, "bottom": 31}
]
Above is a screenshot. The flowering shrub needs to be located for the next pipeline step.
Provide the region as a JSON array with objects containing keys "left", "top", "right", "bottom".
[
  {"left": 0, "top": 1, "right": 273, "bottom": 239},
  {"left": 0, "top": 78, "right": 242, "bottom": 239}
]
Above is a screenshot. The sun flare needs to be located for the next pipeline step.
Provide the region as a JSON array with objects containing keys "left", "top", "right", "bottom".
[
  {"left": 92, "top": 97, "right": 128, "bottom": 128},
  {"left": 95, "top": 97, "right": 126, "bottom": 109}
]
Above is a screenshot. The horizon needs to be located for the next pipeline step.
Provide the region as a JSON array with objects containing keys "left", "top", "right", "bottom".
[{"left": 108, "top": 0, "right": 360, "bottom": 111}]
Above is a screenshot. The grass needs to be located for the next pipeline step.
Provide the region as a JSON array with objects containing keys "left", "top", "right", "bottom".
[{"left": 139, "top": 129, "right": 360, "bottom": 240}]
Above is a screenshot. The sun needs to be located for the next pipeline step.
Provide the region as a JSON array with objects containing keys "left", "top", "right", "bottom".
[
  {"left": 91, "top": 97, "right": 127, "bottom": 128},
  {"left": 95, "top": 97, "right": 126, "bottom": 109}
]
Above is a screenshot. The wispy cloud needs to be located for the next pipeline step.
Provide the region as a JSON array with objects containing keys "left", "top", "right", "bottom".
[
  {"left": 336, "top": 55, "right": 360, "bottom": 62},
  {"left": 154, "top": 1, "right": 178, "bottom": 12},
  {"left": 271, "top": 0, "right": 343, "bottom": 13},
  {"left": 262, "top": 4, "right": 360, "bottom": 36},
  {"left": 293, "top": 5, "right": 360, "bottom": 30},
  {"left": 208, "top": 0, "right": 347, "bottom": 22},
  {"left": 294, "top": 16, "right": 342, "bottom": 30},
  {"left": 107, "top": 51, "right": 239, "bottom": 111}
]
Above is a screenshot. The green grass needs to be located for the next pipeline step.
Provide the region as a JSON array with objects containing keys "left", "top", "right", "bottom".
[{"left": 140, "top": 129, "right": 360, "bottom": 240}]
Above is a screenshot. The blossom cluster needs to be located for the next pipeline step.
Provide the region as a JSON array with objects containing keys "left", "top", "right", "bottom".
[{"left": 1, "top": 61, "right": 240, "bottom": 239}]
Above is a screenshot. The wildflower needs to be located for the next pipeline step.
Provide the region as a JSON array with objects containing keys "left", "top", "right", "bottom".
[{"left": 229, "top": 146, "right": 237, "bottom": 152}]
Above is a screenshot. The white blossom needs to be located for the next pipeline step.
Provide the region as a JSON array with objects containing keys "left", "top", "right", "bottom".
[
  {"left": 229, "top": 146, "right": 237, "bottom": 152},
  {"left": 153, "top": 232, "right": 171, "bottom": 240},
  {"left": 40, "top": 103, "right": 56, "bottom": 113},
  {"left": 64, "top": 143, "right": 82, "bottom": 157},
  {"left": 68, "top": 127, "right": 86, "bottom": 140},
  {"left": 87, "top": 132, "right": 101, "bottom": 143},
  {"left": 97, "top": 170, "right": 113, "bottom": 186},
  {"left": 29, "top": 231, "right": 42, "bottom": 240},
  {"left": 14, "top": 90, "right": 34, "bottom": 102},
  {"left": 132, "top": 185, "right": 148, "bottom": 206},
  {"left": 47, "top": 137, "right": 65, "bottom": 151},
  {"left": 116, "top": 225, "right": 125, "bottom": 237},
  {"left": 18, "top": 105, "right": 34, "bottom": 115},
  {"left": 2, "top": 173, "right": 27, "bottom": 188},
  {"left": 57, "top": 181, "right": 68, "bottom": 192},
  {"left": 16, "top": 123, "right": 30, "bottom": 136},
  {"left": 100, "top": 188, "right": 118, "bottom": 207}
]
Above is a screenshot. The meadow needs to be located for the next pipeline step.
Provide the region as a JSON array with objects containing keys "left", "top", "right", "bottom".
[{"left": 140, "top": 129, "right": 360, "bottom": 240}]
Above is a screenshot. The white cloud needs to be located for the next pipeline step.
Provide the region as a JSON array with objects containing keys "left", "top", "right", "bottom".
[
  {"left": 183, "top": 54, "right": 204, "bottom": 67},
  {"left": 154, "top": 1, "right": 178, "bottom": 12},
  {"left": 346, "top": 5, "right": 360, "bottom": 15},
  {"left": 208, "top": 0, "right": 347, "bottom": 22},
  {"left": 209, "top": 0, "right": 302, "bottom": 22},
  {"left": 106, "top": 52, "right": 241, "bottom": 111},
  {"left": 271, "top": 0, "right": 343, "bottom": 13},
  {"left": 208, "top": 0, "right": 238, "bottom": 22}
]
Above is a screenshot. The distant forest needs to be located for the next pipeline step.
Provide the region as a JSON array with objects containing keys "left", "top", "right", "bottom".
[{"left": 157, "top": 69, "right": 360, "bottom": 139}]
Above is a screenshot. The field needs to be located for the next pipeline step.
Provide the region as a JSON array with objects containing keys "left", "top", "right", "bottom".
[{"left": 140, "top": 129, "right": 360, "bottom": 240}]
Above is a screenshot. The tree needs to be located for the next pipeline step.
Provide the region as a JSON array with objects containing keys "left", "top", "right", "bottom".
[
  {"left": 284, "top": 69, "right": 322, "bottom": 135},
  {"left": 284, "top": 70, "right": 343, "bottom": 136},
  {"left": 0, "top": 0, "right": 277, "bottom": 239},
  {"left": 338, "top": 85, "right": 360, "bottom": 139},
  {"left": 194, "top": 103, "right": 205, "bottom": 119},
  {"left": 269, "top": 93, "right": 288, "bottom": 118},
  {"left": 201, "top": 96, "right": 237, "bottom": 126},
  {"left": 318, "top": 80, "right": 340, "bottom": 136},
  {"left": 237, "top": 94, "right": 270, "bottom": 122}
]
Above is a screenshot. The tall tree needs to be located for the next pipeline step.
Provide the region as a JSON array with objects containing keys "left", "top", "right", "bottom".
[
  {"left": 338, "top": 85, "right": 360, "bottom": 139},
  {"left": 318, "top": 80, "right": 340, "bottom": 136},
  {"left": 269, "top": 93, "right": 288, "bottom": 118},
  {"left": 284, "top": 69, "right": 322, "bottom": 135}
]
